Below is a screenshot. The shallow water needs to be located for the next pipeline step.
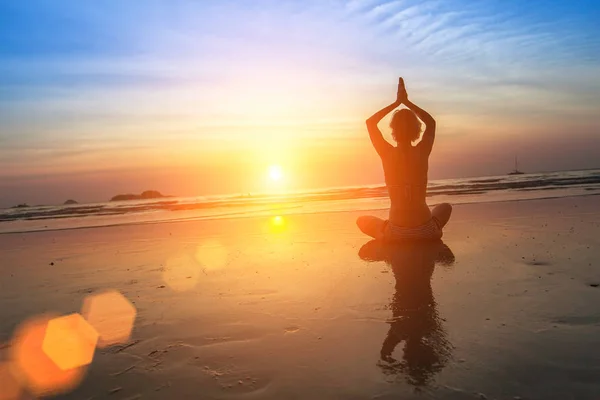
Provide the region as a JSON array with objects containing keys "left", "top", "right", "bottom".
[{"left": 1, "top": 169, "right": 599, "bottom": 234}]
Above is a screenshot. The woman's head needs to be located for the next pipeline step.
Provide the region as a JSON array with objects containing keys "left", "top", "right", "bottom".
[{"left": 390, "top": 109, "right": 422, "bottom": 144}]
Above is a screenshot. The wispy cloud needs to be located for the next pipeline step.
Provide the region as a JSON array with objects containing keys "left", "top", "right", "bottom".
[
  {"left": 341, "top": 0, "right": 600, "bottom": 117},
  {"left": 346, "top": 0, "right": 599, "bottom": 71}
]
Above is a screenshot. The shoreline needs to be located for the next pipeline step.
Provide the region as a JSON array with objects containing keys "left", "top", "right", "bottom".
[
  {"left": 2, "top": 166, "right": 599, "bottom": 212},
  {"left": 0, "top": 191, "right": 598, "bottom": 236}
]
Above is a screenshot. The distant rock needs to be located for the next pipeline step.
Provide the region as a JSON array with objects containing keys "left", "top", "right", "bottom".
[
  {"left": 11, "top": 203, "right": 29, "bottom": 209},
  {"left": 64, "top": 199, "right": 78, "bottom": 205},
  {"left": 110, "top": 190, "right": 170, "bottom": 202}
]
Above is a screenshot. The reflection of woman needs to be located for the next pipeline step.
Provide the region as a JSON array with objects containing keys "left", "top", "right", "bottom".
[
  {"left": 357, "top": 78, "right": 452, "bottom": 242},
  {"left": 359, "top": 240, "right": 455, "bottom": 387}
]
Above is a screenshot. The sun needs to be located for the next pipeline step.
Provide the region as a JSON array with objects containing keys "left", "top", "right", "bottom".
[{"left": 268, "top": 165, "right": 283, "bottom": 181}]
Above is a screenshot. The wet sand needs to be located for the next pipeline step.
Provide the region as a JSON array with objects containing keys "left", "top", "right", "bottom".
[{"left": 1, "top": 196, "right": 600, "bottom": 400}]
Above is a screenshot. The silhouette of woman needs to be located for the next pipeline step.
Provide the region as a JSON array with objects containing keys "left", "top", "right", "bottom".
[
  {"left": 359, "top": 239, "right": 455, "bottom": 387},
  {"left": 357, "top": 78, "right": 452, "bottom": 241}
]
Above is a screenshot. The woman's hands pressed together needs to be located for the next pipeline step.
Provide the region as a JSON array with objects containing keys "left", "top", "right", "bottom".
[{"left": 396, "top": 77, "right": 408, "bottom": 104}]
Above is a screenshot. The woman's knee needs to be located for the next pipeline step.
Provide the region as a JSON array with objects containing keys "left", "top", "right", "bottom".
[
  {"left": 439, "top": 203, "right": 452, "bottom": 216},
  {"left": 356, "top": 216, "right": 369, "bottom": 229},
  {"left": 432, "top": 203, "right": 452, "bottom": 227},
  {"left": 356, "top": 216, "right": 386, "bottom": 239},
  {"left": 357, "top": 216, "right": 377, "bottom": 231}
]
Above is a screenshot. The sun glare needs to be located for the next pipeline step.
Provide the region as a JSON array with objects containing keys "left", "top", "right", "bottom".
[
  {"left": 268, "top": 165, "right": 283, "bottom": 181},
  {"left": 268, "top": 215, "right": 287, "bottom": 233}
]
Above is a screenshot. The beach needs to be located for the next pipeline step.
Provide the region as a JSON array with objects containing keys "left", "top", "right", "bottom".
[{"left": 1, "top": 195, "right": 599, "bottom": 399}]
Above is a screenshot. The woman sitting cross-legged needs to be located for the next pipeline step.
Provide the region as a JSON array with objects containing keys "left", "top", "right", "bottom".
[{"left": 357, "top": 78, "right": 452, "bottom": 241}]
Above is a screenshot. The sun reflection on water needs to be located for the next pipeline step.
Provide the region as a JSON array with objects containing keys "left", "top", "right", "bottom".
[{"left": 269, "top": 215, "right": 287, "bottom": 233}]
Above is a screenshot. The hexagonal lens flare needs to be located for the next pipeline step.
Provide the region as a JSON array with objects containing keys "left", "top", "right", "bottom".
[
  {"left": 9, "top": 315, "right": 86, "bottom": 397},
  {"left": 42, "top": 313, "right": 98, "bottom": 371},
  {"left": 81, "top": 290, "right": 137, "bottom": 348},
  {"left": 163, "top": 253, "right": 201, "bottom": 292},
  {"left": 0, "top": 362, "right": 22, "bottom": 400},
  {"left": 194, "top": 239, "right": 228, "bottom": 272}
]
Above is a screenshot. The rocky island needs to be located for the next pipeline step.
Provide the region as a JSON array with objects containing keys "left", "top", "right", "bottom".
[{"left": 110, "top": 190, "right": 170, "bottom": 202}]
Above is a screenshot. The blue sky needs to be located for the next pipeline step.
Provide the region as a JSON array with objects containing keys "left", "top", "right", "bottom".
[{"left": 1, "top": 0, "right": 599, "bottom": 205}]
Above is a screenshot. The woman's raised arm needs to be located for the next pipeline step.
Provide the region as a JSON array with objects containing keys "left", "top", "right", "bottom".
[
  {"left": 403, "top": 93, "right": 436, "bottom": 154},
  {"left": 365, "top": 78, "right": 406, "bottom": 154}
]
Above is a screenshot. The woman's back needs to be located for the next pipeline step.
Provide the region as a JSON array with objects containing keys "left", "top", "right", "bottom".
[{"left": 381, "top": 145, "right": 432, "bottom": 227}]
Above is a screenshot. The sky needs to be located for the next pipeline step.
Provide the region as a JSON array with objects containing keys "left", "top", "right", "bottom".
[{"left": 1, "top": 0, "right": 599, "bottom": 206}]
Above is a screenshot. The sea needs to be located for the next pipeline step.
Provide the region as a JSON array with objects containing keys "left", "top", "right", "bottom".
[{"left": 1, "top": 169, "right": 599, "bottom": 234}]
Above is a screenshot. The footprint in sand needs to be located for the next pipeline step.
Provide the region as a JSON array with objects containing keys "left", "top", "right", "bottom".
[
  {"left": 521, "top": 258, "right": 551, "bottom": 266},
  {"left": 552, "top": 315, "right": 600, "bottom": 326},
  {"left": 284, "top": 326, "right": 300, "bottom": 334}
]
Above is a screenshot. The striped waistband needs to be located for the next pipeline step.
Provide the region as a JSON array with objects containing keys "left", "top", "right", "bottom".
[{"left": 384, "top": 218, "right": 442, "bottom": 241}]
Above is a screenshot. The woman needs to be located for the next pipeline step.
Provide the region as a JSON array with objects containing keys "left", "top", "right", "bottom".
[{"left": 357, "top": 78, "right": 452, "bottom": 241}]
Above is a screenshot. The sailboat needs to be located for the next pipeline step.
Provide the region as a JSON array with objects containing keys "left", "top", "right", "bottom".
[{"left": 508, "top": 156, "right": 524, "bottom": 175}]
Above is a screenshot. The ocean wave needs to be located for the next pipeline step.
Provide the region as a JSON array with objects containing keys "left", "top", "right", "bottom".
[{"left": 1, "top": 169, "right": 599, "bottom": 230}]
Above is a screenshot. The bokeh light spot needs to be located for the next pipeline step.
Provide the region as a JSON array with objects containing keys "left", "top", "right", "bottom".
[
  {"left": 81, "top": 290, "right": 137, "bottom": 348},
  {"left": 163, "top": 253, "right": 201, "bottom": 292},
  {"left": 0, "top": 362, "right": 22, "bottom": 400},
  {"left": 42, "top": 314, "right": 98, "bottom": 371},
  {"left": 194, "top": 240, "right": 228, "bottom": 272},
  {"left": 9, "top": 315, "right": 85, "bottom": 397}
]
